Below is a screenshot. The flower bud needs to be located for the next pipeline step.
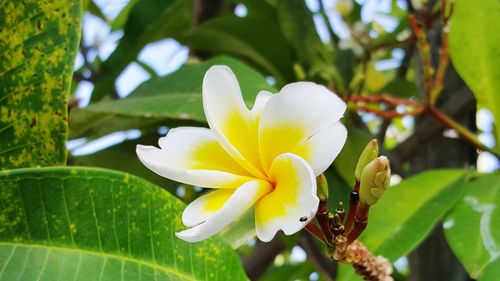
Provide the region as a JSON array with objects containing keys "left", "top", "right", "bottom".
[
  {"left": 355, "top": 139, "right": 379, "bottom": 181},
  {"left": 359, "top": 156, "right": 390, "bottom": 206},
  {"left": 316, "top": 174, "right": 329, "bottom": 201}
]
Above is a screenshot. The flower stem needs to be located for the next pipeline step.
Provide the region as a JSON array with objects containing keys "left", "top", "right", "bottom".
[
  {"left": 316, "top": 201, "right": 334, "bottom": 245},
  {"left": 343, "top": 181, "right": 360, "bottom": 235},
  {"left": 305, "top": 222, "right": 326, "bottom": 243},
  {"left": 346, "top": 203, "right": 370, "bottom": 244}
]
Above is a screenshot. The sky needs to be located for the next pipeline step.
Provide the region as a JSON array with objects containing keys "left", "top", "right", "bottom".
[{"left": 70, "top": 0, "right": 499, "bottom": 172}]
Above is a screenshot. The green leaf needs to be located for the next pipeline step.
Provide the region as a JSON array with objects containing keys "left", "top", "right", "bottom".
[
  {"left": 70, "top": 56, "right": 274, "bottom": 138},
  {"left": 381, "top": 78, "right": 419, "bottom": 99},
  {"left": 183, "top": 15, "right": 295, "bottom": 84},
  {"left": 324, "top": 167, "right": 352, "bottom": 211},
  {"left": 0, "top": 167, "right": 248, "bottom": 280},
  {"left": 479, "top": 258, "right": 500, "bottom": 281},
  {"left": 136, "top": 59, "right": 159, "bottom": 78},
  {"left": 0, "top": 0, "right": 81, "bottom": 169},
  {"left": 333, "top": 123, "right": 373, "bottom": 186},
  {"left": 110, "top": 0, "right": 139, "bottom": 31},
  {"left": 363, "top": 170, "right": 466, "bottom": 259},
  {"left": 449, "top": 0, "right": 500, "bottom": 145},
  {"left": 444, "top": 172, "right": 500, "bottom": 279},
  {"left": 276, "top": 0, "right": 333, "bottom": 82},
  {"left": 86, "top": 0, "right": 107, "bottom": 22},
  {"left": 337, "top": 170, "right": 467, "bottom": 281},
  {"left": 72, "top": 132, "right": 179, "bottom": 194},
  {"left": 333, "top": 49, "right": 356, "bottom": 91},
  {"left": 91, "top": 0, "right": 192, "bottom": 102},
  {"left": 365, "top": 63, "right": 386, "bottom": 92}
]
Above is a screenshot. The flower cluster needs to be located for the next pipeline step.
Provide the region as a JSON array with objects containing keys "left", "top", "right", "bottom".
[{"left": 137, "top": 65, "right": 347, "bottom": 242}]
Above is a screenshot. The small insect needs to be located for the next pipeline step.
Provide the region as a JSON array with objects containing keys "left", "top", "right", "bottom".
[
  {"left": 350, "top": 190, "right": 360, "bottom": 202},
  {"left": 299, "top": 216, "right": 308, "bottom": 222}
]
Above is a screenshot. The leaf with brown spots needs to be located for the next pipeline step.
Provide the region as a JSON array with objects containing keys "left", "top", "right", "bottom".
[{"left": 0, "top": 0, "right": 81, "bottom": 169}]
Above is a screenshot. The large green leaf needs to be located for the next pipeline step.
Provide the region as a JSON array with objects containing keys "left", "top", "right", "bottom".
[
  {"left": 444, "top": 172, "right": 500, "bottom": 280},
  {"left": 183, "top": 15, "right": 295, "bottom": 84},
  {"left": 72, "top": 132, "right": 179, "bottom": 194},
  {"left": 0, "top": 167, "right": 248, "bottom": 280},
  {"left": 362, "top": 170, "right": 466, "bottom": 259},
  {"left": 90, "top": 0, "right": 192, "bottom": 102},
  {"left": 70, "top": 56, "right": 274, "bottom": 138},
  {"left": 449, "top": 0, "right": 500, "bottom": 146},
  {"left": 479, "top": 258, "right": 500, "bottom": 281},
  {"left": 337, "top": 170, "right": 467, "bottom": 281},
  {"left": 0, "top": 0, "right": 81, "bottom": 169}
]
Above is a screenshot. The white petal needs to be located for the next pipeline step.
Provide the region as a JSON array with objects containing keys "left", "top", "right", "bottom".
[
  {"left": 250, "top": 90, "right": 273, "bottom": 119},
  {"left": 255, "top": 153, "right": 319, "bottom": 242},
  {"left": 136, "top": 127, "right": 255, "bottom": 188},
  {"left": 258, "top": 82, "right": 346, "bottom": 174},
  {"left": 203, "top": 66, "right": 266, "bottom": 178},
  {"left": 297, "top": 122, "right": 347, "bottom": 175},
  {"left": 176, "top": 180, "right": 272, "bottom": 242},
  {"left": 182, "top": 189, "right": 236, "bottom": 227}
]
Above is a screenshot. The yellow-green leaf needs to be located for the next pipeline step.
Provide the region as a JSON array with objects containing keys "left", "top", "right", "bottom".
[
  {"left": 449, "top": 0, "right": 500, "bottom": 146},
  {"left": 0, "top": 0, "right": 81, "bottom": 169}
]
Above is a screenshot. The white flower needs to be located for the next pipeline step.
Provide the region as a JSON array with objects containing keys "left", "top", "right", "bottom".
[{"left": 136, "top": 65, "right": 347, "bottom": 242}]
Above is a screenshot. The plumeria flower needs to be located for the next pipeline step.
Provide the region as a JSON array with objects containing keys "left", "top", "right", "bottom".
[{"left": 136, "top": 66, "right": 347, "bottom": 242}]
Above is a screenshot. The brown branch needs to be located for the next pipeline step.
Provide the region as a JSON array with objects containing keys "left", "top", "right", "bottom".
[
  {"left": 409, "top": 14, "right": 434, "bottom": 102},
  {"left": 300, "top": 233, "right": 338, "bottom": 281},
  {"left": 428, "top": 107, "right": 499, "bottom": 158},
  {"left": 346, "top": 94, "right": 423, "bottom": 108},
  {"left": 379, "top": 38, "right": 416, "bottom": 143},
  {"left": 243, "top": 236, "right": 286, "bottom": 280},
  {"left": 368, "top": 36, "right": 413, "bottom": 52},
  {"left": 387, "top": 92, "right": 475, "bottom": 176},
  {"left": 345, "top": 94, "right": 425, "bottom": 119},
  {"left": 429, "top": 32, "right": 448, "bottom": 105}
]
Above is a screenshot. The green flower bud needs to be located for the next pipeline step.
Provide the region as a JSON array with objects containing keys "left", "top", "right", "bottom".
[
  {"left": 355, "top": 139, "right": 379, "bottom": 181},
  {"left": 316, "top": 174, "right": 329, "bottom": 201},
  {"left": 359, "top": 156, "right": 391, "bottom": 206}
]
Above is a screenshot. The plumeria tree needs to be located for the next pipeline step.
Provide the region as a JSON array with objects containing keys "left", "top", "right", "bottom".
[{"left": 1, "top": 0, "right": 499, "bottom": 280}]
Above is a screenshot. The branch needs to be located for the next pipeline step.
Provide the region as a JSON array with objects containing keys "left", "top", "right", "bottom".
[
  {"left": 428, "top": 107, "right": 499, "bottom": 158},
  {"left": 387, "top": 92, "right": 475, "bottom": 175},
  {"left": 300, "top": 233, "right": 338, "bottom": 281},
  {"left": 379, "top": 37, "right": 416, "bottom": 143},
  {"left": 243, "top": 236, "right": 286, "bottom": 280}
]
